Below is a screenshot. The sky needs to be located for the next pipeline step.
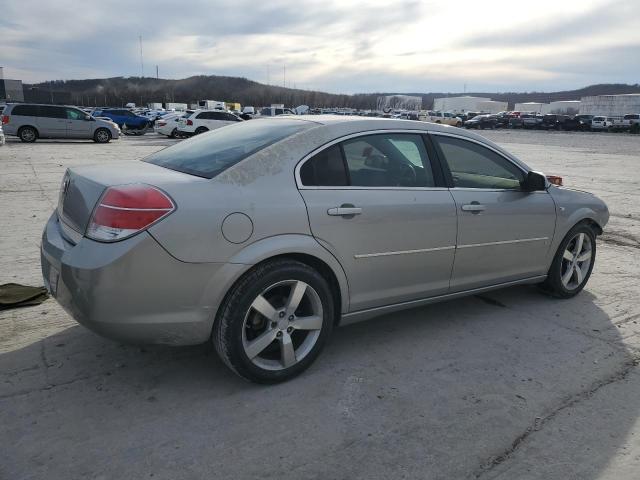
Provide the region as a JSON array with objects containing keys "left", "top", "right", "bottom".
[{"left": 1, "top": 0, "right": 639, "bottom": 94}]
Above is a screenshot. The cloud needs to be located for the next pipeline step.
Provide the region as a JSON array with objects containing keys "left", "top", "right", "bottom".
[{"left": 1, "top": 0, "right": 639, "bottom": 93}]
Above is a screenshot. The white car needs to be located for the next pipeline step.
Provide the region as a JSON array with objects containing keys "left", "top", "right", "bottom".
[
  {"left": 154, "top": 111, "right": 193, "bottom": 138},
  {"left": 622, "top": 113, "right": 640, "bottom": 129},
  {"left": 0, "top": 125, "right": 5, "bottom": 146},
  {"left": 177, "top": 109, "right": 242, "bottom": 136},
  {"left": 591, "top": 116, "right": 612, "bottom": 131}
]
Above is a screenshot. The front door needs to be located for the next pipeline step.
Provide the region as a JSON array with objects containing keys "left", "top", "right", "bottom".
[
  {"left": 299, "top": 132, "right": 457, "bottom": 311},
  {"left": 431, "top": 133, "right": 556, "bottom": 291},
  {"left": 36, "top": 105, "right": 68, "bottom": 138},
  {"left": 65, "top": 108, "right": 93, "bottom": 138}
]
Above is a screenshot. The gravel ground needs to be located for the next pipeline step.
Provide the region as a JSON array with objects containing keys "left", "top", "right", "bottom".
[{"left": 1, "top": 130, "right": 639, "bottom": 480}]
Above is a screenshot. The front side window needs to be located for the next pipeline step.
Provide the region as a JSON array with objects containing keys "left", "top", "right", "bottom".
[
  {"left": 433, "top": 135, "right": 524, "bottom": 190},
  {"left": 145, "top": 118, "right": 311, "bottom": 178},
  {"left": 66, "top": 108, "right": 85, "bottom": 120}
]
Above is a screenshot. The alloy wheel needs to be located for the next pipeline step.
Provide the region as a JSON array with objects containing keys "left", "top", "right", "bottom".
[
  {"left": 242, "top": 280, "right": 323, "bottom": 371},
  {"left": 560, "top": 232, "right": 593, "bottom": 290}
]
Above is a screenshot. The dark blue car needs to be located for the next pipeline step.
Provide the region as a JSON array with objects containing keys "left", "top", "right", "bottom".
[{"left": 92, "top": 109, "right": 151, "bottom": 130}]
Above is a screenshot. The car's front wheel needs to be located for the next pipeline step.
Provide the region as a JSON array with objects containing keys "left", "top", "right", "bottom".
[
  {"left": 213, "top": 259, "right": 334, "bottom": 383},
  {"left": 542, "top": 223, "right": 597, "bottom": 298},
  {"left": 93, "top": 128, "right": 111, "bottom": 143}
]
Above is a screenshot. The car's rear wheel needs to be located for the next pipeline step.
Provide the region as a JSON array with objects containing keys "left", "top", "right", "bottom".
[
  {"left": 213, "top": 259, "right": 334, "bottom": 383},
  {"left": 541, "top": 223, "right": 596, "bottom": 298},
  {"left": 195, "top": 126, "right": 208, "bottom": 135},
  {"left": 169, "top": 128, "right": 178, "bottom": 138},
  {"left": 93, "top": 128, "right": 111, "bottom": 143},
  {"left": 19, "top": 126, "right": 37, "bottom": 143}
]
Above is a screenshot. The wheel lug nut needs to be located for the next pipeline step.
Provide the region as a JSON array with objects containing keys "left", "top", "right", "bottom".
[
  {"left": 276, "top": 331, "right": 283, "bottom": 337},
  {"left": 288, "top": 315, "right": 294, "bottom": 321},
  {"left": 287, "top": 327, "right": 293, "bottom": 333},
  {"left": 279, "top": 311, "right": 285, "bottom": 318}
]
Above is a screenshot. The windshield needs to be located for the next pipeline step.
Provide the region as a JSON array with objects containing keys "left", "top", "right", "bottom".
[{"left": 144, "top": 118, "right": 312, "bottom": 178}]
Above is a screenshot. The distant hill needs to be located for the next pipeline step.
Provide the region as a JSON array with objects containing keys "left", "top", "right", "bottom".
[{"left": 22, "top": 75, "right": 640, "bottom": 109}]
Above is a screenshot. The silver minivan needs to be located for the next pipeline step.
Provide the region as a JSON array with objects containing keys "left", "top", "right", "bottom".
[{"left": 1, "top": 103, "right": 120, "bottom": 143}]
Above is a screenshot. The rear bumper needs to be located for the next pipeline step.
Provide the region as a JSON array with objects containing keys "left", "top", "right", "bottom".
[{"left": 40, "top": 212, "right": 244, "bottom": 345}]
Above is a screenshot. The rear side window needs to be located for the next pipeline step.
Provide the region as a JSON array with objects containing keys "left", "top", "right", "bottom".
[
  {"left": 39, "top": 106, "right": 66, "bottom": 118},
  {"left": 300, "top": 145, "right": 348, "bottom": 186},
  {"left": 433, "top": 135, "right": 524, "bottom": 190},
  {"left": 145, "top": 119, "right": 311, "bottom": 178},
  {"left": 11, "top": 105, "right": 39, "bottom": 116},
  {"left": 300, "top": 134, "right": 435, "bottom": 188}
]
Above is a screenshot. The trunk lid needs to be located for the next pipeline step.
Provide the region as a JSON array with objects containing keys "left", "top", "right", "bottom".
[{"left": 57, "top": 161, "right": 205, "bottom": 235}]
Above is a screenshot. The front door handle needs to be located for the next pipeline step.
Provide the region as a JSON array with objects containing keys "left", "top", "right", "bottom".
[
  {"left": 461, "top": 203, "right": 486, "bottom": 213},
  {"left": 327, "top": 204, "right": 362, "bottom": 216}
]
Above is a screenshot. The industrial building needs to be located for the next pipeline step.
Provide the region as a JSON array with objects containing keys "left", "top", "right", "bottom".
[
  {"left": 579, "top": 94, "right": 640, "bottom": 116},
  {"left": 433, "top": 96, "right": 490, "bottom": 113},
  {"left": 514, "top": 102, "right": 544, "bottom": 113},
  {"left": 476, "top": 100, "right": 508, "bottom": 113},
  {"left": 541, "top": 100, "right": 581, "bottom": 114},
  {"left": 377, "top": 95, "right": 422, "bottom": 111},
  {"left": 0, "top": 78, "right": 24, "bottom": 102}
]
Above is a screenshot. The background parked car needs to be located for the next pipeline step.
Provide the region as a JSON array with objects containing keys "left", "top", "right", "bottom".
[
  {"left": 176, "top": 109, "right": 242, "bottom": 136},
  {"left": 622, "top": 113, "right": 640, "bottom": 128},
  {"left": 591, "top": 116, "right": 612, "bottom": 131},
  {"left": 155, "top": 111, "right": 193, "bottom": 138},
  {"left": 1, "top": 103, "right": 120, "bottom": 143},
  {"left": 421, "top": 111, "right": 463, "bottom": 126},
  {"left": 522, "top": 114, "right": 544, "bottom": 129},
  {"left": 464, "top": 114, "right": 498, "bottom": 129},
  {"left": 91, "top": 108, "right": 151, "bottom": 131}
]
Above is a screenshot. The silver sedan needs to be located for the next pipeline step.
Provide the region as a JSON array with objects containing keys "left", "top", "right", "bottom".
[{"left": 41, "top": 116, "right": 609, "bottom": 383}]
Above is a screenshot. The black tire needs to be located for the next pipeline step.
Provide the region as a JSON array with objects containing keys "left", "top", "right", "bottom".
[
  {"left": 541, "top": 222, "right": 597, "bottom": 298},
  {"left": 19, "top": 126, "right": 37, "bottom": 143},
  {"left": 169, "top": 128, "right": 178, "bottom": 138},
  {"left": 93, "top": 128, "right": 111, "bottom": 143},
  {"left": 195, "top": 126, "right": 208, "bottom": 135},
  {"left": 213, "top": 259, "right": 335, "bottom": 383}
]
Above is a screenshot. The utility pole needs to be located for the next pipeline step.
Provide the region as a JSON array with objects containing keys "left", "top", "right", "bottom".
[
  {"left": 156, "top": 65, "right": 159, "bottom": 79},
  {"left": 267, "top": 65, "right": 270, "bottom": 85},
  {"left": 139, "top": 35, "right": 144, "bottom": 77},
  {"left": 283, "top": 65, "right": 286, "bottom": 88}
]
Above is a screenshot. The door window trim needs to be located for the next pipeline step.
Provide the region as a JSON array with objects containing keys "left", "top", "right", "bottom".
[
  {"left": 428, "top": 131, "right": 533, "bottom": 192},
  {"left": 295, "top": 129, "right": 447, "bottom": 190}
]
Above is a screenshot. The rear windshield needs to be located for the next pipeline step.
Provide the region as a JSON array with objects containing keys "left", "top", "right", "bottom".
[{"left": 144, "top": 118, "right": 312, "bottom": 178}]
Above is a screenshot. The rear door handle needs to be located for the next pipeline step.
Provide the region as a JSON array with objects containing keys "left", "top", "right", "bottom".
[
  {"left": 461, "top": 203, "right": 486, "bottom": 213},
  {"left": 327, "top": 205, "right": 362, "bottom": 216}
]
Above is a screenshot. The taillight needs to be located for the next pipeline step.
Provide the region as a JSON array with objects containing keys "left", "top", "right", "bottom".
[
  {"left": 86, "top": 184, "right": 175, "bottom": 242},
  {"left": 186, "top": 119, "right": 193, "bottom": 126},
  {"left": 1, "top": 115, "right": 9, "bottom": 125},
  {"left": 546, "top": 175, "right": 563, "bottom": 186},
  {"left": 157, "top": 121, "right": 166, "bottom": 126}
]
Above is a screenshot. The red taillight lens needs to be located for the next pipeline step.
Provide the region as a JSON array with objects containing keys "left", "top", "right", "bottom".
[
  {"left": 86, "top": 184, "right": 175, "bottom": 242},
  {"left": 1, "top": 115, "right": 9, "bottom": 125},
  {"left": 186, "top": 119, "right": 193, "bottom": 126},
  {"left": 157, "top": 121, "right": 166, "bottom": 126},
  {"left": 546, "top": 175, "right": 563, "bottom": 186}
]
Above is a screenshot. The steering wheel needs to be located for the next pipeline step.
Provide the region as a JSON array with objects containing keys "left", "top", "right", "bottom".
[{"left": 394, "top": 162, "right": 417, "bottom": 186}]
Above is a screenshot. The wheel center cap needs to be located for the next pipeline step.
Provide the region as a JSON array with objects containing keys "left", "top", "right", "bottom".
[{"left": 277, "top": 317, "right": 288, "bottom": 330}]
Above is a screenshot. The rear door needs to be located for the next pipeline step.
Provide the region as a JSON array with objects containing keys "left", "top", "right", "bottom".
[
  {"left": 298, "top": 132, "right": 457, "bottom": 311},
  {"left": 65, "top": 108, "right": 92, "bottom": 138},
  {"left": 37, "top": 106, "right": 68, "bottom": 137},
  {"left": 431, "top": 133, "right": 556, "bottom": 291}
]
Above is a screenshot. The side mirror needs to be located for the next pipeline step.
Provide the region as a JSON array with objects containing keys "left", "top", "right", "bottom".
[
  {"left": 85, "top": 115, "right": 93, "bottom": 121},
  {"left": 522, "top": 171, "right": 547, "bottom": 191}
]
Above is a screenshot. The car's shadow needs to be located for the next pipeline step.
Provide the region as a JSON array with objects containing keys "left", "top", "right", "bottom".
[{"left": 0, "top": 284, "right": 636, "bottom": 479}]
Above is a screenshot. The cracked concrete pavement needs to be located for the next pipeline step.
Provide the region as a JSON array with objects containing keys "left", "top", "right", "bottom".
[{"left": 1, "top": 130, "right": 639, "bottom": 479}]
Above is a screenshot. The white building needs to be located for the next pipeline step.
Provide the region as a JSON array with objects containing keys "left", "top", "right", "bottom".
[
  {"left": 541, "top": 100, "right": 581, "bottom": 114},
  {"left": 579, "top": 94, "right": 640, "bottom": 116},
  {"left": 433, "top": 96, "right": 490, "bottom": 113},
  {"left": 514, "top": 102, "right": 544, "bottom": 113},
  {"left": 476, "top": 100, "right": 508, "bottom": 113}
]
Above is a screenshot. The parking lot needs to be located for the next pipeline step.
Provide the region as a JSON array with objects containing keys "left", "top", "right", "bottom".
[{"left": 1, "top": 130, "right": 639, "bottom": 479}]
